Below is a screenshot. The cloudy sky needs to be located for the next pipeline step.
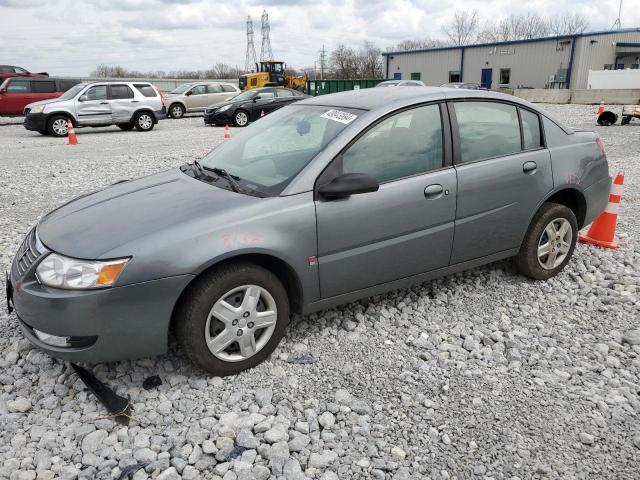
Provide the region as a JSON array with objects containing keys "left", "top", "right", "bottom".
[{"left": 0, "top": 0, "right": 637, "bottom": 76}]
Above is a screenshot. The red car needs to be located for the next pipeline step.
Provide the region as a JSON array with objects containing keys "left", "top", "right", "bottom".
[
  {"left": 0, "top": 65, "right": 48, "bottom": 84},
  {"left": 0, "top": 77, "right": 80, "bottom": 116}
]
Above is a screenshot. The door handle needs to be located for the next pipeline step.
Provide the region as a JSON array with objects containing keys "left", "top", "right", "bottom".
[
  {"left": 99, "top": 101, "right": 109, "bottom": 104},
  {"left": 131, "top": 100, "right": 139, "bottom": 103},
  {"left": 424, "top": 184, "right": 444, "bottom": 199},
  {"left": 523, "top": 161, "right": 537, "bottom": 173}
]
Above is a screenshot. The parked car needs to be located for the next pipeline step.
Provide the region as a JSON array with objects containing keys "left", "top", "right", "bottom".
[
  {"left": 376, "top": 79, "right": 425, "bottom": 87},
  {"left": 204, "top": 87, "right": 307, "bottom": 126},
  {"left": 165, "top": 82, "right": 240, "bottom": 118},
  {"left": 7, "top": 87, "right": 610, "bottom": 376},
  {"left": 440, "top": 82, "right": 484, "bottom": 90},
  {"left": 0, "top": 65, "right": 48, "bottom": 84},
  {"left": 23, "top": 82, "right": 166, "bottom": 136},
  {"left": 0, "top": 77, "right": 80, "bottom": 116}
]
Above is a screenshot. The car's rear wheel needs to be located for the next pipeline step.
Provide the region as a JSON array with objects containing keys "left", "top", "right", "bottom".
[
  {"left": 169, "top": 103, "right": 185, "bottom": 119},
  {"left": 117, "top": 123, "right": 134, "bottom": 131},
  {"left": 175, "top": 262, "right": 289, "bottom": 376},
  {"left": 134, "top": 112, "right": 154, "bottom": 132},
  {"left": 234, "top": 110, "right": 249, "bottom": 127},
  {"left": 47, "top": 115, "right": 70, "bottom": 137},
  {"left": 516, "top": 202, "right": 578, "bottom": 280}
]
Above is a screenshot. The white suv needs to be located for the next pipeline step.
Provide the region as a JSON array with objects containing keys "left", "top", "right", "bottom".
[{"left": 23, "top": 81, "right": 166, "bottom": 136}]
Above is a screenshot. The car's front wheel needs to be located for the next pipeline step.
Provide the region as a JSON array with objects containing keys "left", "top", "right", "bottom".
[
  {"left": 134, "top": 112, "right": 155, "bottom": 132},
  {"left": 47, "top": 115, "right": 70, "bottom": 137},
  {"left": 175, "top": 262, "right": 289, "bottom": 376},
  {"left": 516, "top": 202, "right": 578, "bottom": 280},
  {"left": 234, "top": 110, "right": 249, "bottom": 127},
  {"left": 169, "top": 103, "right": 185, "bottom": 119}
]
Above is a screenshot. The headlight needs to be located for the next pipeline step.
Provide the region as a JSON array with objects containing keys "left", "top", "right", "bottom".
[
  {"left": 30, "top": 105, "right": 45, "bottom": 114},
  {"left": 217, "top": 104, "right": 232, "bottom": 112},
  {"left": 36, "top": 253, "right": 129, "bottom": 289}
]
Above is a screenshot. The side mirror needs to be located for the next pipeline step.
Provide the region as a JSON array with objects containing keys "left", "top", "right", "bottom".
[
  {"left": 185, "top": 90, "right": 193, "bottom": 96},
  {"left": 318, "top": 173, "right": 379, "bottom": 199},
  {"left": 253, "top": 95, "right": 261, "bottom": 102},
  {"left": 78, "top": 95, "right": 88, "bottom": 102}
]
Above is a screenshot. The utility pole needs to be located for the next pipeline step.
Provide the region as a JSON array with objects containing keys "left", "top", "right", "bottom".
[
  {"left": 319, "top": 44, "right": 327, "bottom": 80},
  {"left": 612, "top": 0, "right": 623, "bottom": 29},
  {"left": 260, "top": 10, "right": 273, "bottom": 62}
]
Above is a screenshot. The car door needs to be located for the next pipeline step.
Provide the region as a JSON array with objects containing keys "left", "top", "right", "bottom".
[
  {"left": 186, "top": 84, "right": 209, "bottom": 110},
  {"left": 206, "top": 83, "right": 227, "bottom": 106},
  {"left": 315, "top": 103, "right": 457, "bottom": 299},
  {"left": 4, "top": 79, "right": 32, "bottom": 114},
  {"left": 274, "top": 88, "right": 299, "bottom": 109},
  {"left": 250, "top": 90, "right": 277, "bottom": 120},
  {"left": 109, "top": 84, "right": 136, "bottom": 123},
  {"left": 76, "top": 85, "right": 112, "bottom": 125},
  {"left": 449, "top": 100, "right": 553, "bottom": 264}
]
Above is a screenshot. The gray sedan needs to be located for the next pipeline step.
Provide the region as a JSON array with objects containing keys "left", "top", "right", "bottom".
[{"left": 7, "top": 87, "right": 611, "bottom": 375}]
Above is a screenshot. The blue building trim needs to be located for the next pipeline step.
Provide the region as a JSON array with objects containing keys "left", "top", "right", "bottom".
[
  {"left": 382, "top": 27, "right": 640, "bottom": 57},
  {"left": 566, "top": 35, "right": 577, "bottom": 89},
  {"left": 460, "top": 47, "right": 465, "bottom": 81}
]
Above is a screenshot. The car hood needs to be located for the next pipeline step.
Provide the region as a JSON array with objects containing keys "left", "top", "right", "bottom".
[
  {"left": 207, "top": 99, "right": 238, "bottom": 110},
  {"left": 27, "top": 98, "right": 65, "bottom": 108},
  {"left": 37, "top": 168, "right": 260, "bottom": 259}
]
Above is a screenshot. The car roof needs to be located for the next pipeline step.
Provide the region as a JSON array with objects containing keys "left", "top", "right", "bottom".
[{"left": 298, "top": 86, "right": 545, "bottom": 112}]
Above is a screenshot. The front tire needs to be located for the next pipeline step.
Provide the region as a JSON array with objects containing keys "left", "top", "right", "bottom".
[
  {"left": 516, "top": 202, "right": 578, "bottom": 280},
  {"left": 47, "top": 115, "right": 70, "bottom": 137},
  {"left": 175, "top": 262, "right": 289, "bottom": 376},
  {"left": 234, "top": 110, "right": 249, "bottom": 127},
  {"left": 169, "top": 103, "right": 185, "bottom": 119},
  {"left": 134, "top": 112, "right": 155, "bottom": 132}
]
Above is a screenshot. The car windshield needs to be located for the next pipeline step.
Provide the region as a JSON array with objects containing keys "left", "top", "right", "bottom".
[
  {"left": 197, "top": 105, "right": 361, "bottom": 195},
  {"left": 376, "top": 81, "right": 398, "bottom": 87},
  {"left": 59, "top": 83, "right": 86, "bottom": 100},
  {"left": 169, "top": 83, "right": 193, "bottom": 94},
  {"left": 229, "top": 91, "right": 257, "bottom": 102}
]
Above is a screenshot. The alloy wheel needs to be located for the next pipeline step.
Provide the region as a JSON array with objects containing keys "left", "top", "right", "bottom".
[
  {"left": 537, "top": 217, "right": 572, "bottom": 270},
  {"left": 235, "top": 111, "right": 248, "bottom": 126},
  {"left": 171, "top": 105, "right": 184, "bottom": 118},
  {"left": 205, "top": 285, "right": 277, "bottom": 362},
  {"left": 138, "top": 114, "right": 153, "bottom": 130},
  {"left": 52, "top": 118, "right": 68, "bottom": 136}
]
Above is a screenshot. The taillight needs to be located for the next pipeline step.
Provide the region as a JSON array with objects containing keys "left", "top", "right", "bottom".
[
  {"left": 596, "top": 136, "right": 606, "bottom": 157},
  {"left": 153, "top": 85, "right": 165, "bottom": 106}
]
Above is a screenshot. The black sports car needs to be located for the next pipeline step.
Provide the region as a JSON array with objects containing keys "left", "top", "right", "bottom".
[{"left": 204, "top": 87, "right": 308, "bottom": 127}]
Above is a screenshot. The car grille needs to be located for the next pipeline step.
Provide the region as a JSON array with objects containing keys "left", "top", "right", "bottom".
[{"left": 11, "top": 227, "right": 44, "bottom": 280}]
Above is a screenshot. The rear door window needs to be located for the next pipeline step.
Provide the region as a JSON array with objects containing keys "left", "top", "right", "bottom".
[
  {"left": 222, "top": 84, "right": 237, "bottom": 93},
  {"left": 453, "top": 101, "right": 521, "bottom": 163},
  {"left": 7, "top": 80, "right": 31, "bottom": 93},
  {"left": 207, "top": 84, "right": 223, "bottom": 93},
  {"left": 134, "top": 84, "right": 158, "bottom": 97},
  {"left": 32, "top": 81, "right": 56, "bottom": 93},
  {"left": 110, "top": 84, "right": 134, "bottom": 99},
  {"left": 276, "top": 89, "right": 294, "bottom": 98},
  {"left": 190, "top": 85, "right": 207, "bottom": 95}
]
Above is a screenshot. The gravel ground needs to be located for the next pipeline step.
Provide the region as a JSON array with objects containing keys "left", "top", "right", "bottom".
[{"left": 0, "top": 105, "right": 638, "bottom": 480}]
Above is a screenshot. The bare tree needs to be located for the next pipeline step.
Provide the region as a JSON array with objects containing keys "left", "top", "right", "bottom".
[
  {"left": 442, "top": 10, "right": 480, "bottom": 46},
  {"left": 548, "top": 13, "right": 589, "bottom": 35},
  {"left": 479, "top": 13, "right": 549, "bottom": 42},
  {"left": 330, "top": 44, "right": 358, "bottom": 79},
  {"left": 388, "top": 38, "right": 448, "bottom": 51},
  {"left": 358, "top": 42, "right": 384, "bottom": 78}
]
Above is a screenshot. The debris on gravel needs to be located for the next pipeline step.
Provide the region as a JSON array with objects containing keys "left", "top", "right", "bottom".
[{"left": 0, "top": 107, "right": 639, "bottom": 479}]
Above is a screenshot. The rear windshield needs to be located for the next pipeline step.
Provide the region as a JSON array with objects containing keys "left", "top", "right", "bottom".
[{"left": 134, "top": 84, "right": 157, "bottom": 97}]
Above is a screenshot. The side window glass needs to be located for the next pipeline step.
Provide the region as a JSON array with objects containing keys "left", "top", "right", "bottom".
[
  {"left": 454, "top": 102, "right": 521, "bottom": 163},
  {"left": 521, "top": 109, "right": 543, "bottom": 150},
  {"left": 277, "top": 89, "right": 293, "bottom": 97},
  {"left": 342, "top": 104, "right": 443, "bottom": 183},
  {"left": 191, "top": 85, "right": 207, "bottom": 95},
  {"left": 14, "top": 67, "right": 28, "bottom": 74},
  {"left": 84, "top": 86, "right": 107, "bottom": 101},
  {"left": 59, "top": 80, "right": 80, "bottom": 92},
  {"left": 222, "top": 84, "right": 237, "bottom": 92},
  {"left": 208, "top": 84, "right": 223, "bottom": 93},
  {"left": 7, "top": 80, "right": 31, "bottom": 93},
  {"left": 32, "top": 81, "right": 56, "bottom": 93},
  {"left": 111, "top": 85, "right": 134, "bottom": 99},
  {"left": 259, "top": 92, "right": 275, "bottom": 100}
]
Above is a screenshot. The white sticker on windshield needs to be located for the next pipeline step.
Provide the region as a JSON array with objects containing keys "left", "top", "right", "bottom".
[{"left": 321, "top": 109, "right": 358, "bottom": 124}]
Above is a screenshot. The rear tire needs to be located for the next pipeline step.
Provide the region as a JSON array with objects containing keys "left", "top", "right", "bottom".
[
  {"left": 169, "top": 103, "right": 185, "bottom": 119},
  {"left": 234, "top": 110, "right": 249, "bottom": 127},
  {"left": 134, "top": 112, "right": 155, "bottom": 132},
  {"left": 516, "top": 202, "right": 578, "bottom": 280},
  {"left": 47, "top": 115, "right": 71, "bottom": 137},
  {"left": 175, "top": 262, "right": 289, "bottom": 376},
  {"left": 118, "top": 123, "right": 134, "bottom": 131}
]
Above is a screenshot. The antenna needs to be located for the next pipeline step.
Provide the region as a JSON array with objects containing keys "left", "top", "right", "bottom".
[
  {"left": 245, "top": 16, "right": 257, "bottom": 72},
  {"left": 260, "top": 10, "right": 273, "bottom": 62},
  {"left": 612, "top": 0, "right": 623, "bottom": 29}
]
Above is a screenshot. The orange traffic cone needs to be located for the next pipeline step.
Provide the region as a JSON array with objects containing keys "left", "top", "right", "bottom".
[
  {"left": 578, "top": 172, "right": 624, "bottom": 249},
  {"left": 596, "top": 100, "right": 605, "bottom": 115},
  {"left": 224, "top": 124, "right": 231, "bottom": 139},
  {"left": 67, "top": 119, "right": 78, "bottom": 145}
]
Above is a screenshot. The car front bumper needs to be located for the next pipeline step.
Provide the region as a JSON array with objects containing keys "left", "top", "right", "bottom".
[
  {"left": 24, "top": 112, "right": 47, "bottom": 131},
  {"left": 204, "top": 110, "right": 234, "bottom": 125},
  {"left": 8, "top": 266, "right": 193, "bottom": 363}
]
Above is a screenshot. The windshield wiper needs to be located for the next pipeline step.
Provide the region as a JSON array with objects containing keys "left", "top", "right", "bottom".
[{"left": 188, "top": 161, "right": 265, "bottom": 197}]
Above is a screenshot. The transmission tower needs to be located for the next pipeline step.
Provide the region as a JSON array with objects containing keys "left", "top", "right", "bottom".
[
  {"left": 245, "top": 16, "right": 257, "bottom": 72},
  {"left": 612, "top": 0, "right": 623, "bottom": 29},
  {"left": 260, "top": 10, "right": 273, "bottom": 61}
]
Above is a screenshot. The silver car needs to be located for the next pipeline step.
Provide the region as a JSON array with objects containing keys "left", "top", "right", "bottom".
[
  {"left": 165, "top": 82, "right": 240, "bottom": 119},
  {"left": 8, "top": 88, "right": 610, "bottom": 376},
  {"left": 23, "top": 81, "right": 166, "bottom": 136}
]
